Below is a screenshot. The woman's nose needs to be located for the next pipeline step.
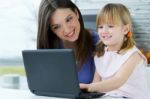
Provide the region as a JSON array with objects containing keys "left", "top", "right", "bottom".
[{"left": 63, "top": 24, "right": 70, "bottom": 35}]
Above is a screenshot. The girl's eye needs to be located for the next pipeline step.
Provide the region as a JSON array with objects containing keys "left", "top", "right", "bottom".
[
  {"left": 66, "top": 16, "right": 73, "bottom": 22},
  {"left": 97, "top": 25, "right": 103, "bottom": 29},
  {"left": 108, "top": 25, "right": 114, "bottom": 28}
]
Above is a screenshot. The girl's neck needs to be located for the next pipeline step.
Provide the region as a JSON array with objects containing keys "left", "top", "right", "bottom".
[
  {"left": 107, "top": 39, "right": 124, "bottom": 52},
  {"left": 107, "top": 44, "right": 121, "bottom": 52}
]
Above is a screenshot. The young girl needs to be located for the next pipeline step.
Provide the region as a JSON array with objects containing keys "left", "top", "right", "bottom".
[{"left": 80, "top": 3, "right": 150, "bottom": 99}]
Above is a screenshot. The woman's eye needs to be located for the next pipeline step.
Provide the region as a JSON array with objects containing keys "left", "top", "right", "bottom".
[
  {"left": 52, "top": 25, "right": 60, "bottom": 30},
  {"left": 66, "top": 16, "right": 73, "bottom": 22}
]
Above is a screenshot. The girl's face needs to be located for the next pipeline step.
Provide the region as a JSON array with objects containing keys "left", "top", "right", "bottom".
[
  {"left": 50, "top": 8, "right": 80, "bottom": 42},
  {"left": 97, "top": 23, "right": 128, "bottom": 51}
]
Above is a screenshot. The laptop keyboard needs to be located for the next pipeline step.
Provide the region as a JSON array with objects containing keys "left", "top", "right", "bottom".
[{"left": 76, "top": 89, "right": 105, "bottom": 99}]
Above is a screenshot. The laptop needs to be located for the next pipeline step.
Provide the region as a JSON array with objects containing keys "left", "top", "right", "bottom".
[{"left": 22, "top": 49, "right": 105, "bottom": 99}]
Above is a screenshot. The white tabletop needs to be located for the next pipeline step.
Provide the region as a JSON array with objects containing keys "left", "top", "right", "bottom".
[
  {"left": 0, "top": 88, "right": 67, "bottom": 99},
  {"left": 0, "top": 88, "right": 125, "bottom": 99},
  {"left": 0, "top": 75, "right": 124, "bottom": 99}
]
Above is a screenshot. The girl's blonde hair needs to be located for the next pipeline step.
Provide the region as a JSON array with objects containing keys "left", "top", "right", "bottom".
[{"left": 96, "top": 3, "right": 136, "bottom": 57}]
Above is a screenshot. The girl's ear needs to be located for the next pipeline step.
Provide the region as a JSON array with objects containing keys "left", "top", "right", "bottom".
[{"left": 123, "top": 24, "right": 130, "bottom": 35}]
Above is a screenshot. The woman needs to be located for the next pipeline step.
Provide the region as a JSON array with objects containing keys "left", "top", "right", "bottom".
[{"left": 37, "top": 0, "right": 99, "bottom": 84}]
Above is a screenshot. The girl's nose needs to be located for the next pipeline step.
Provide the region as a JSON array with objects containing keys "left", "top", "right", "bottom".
[
  {"left": 103, "top": 26, "right": 107, "bottom": 31},
  {"left": 102, "top": 25, "right": 108, "bottom": 33}
]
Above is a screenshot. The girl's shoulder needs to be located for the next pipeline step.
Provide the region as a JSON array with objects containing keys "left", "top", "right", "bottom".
[{"left": 124, "top": 46, "right": 147, "bottom": 65}]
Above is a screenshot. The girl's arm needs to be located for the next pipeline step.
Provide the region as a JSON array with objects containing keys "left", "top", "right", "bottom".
[
  {"left": 87, "top": 52, "right": 144, "bottom": 92},
  {"left": 80, "top": 70, "right": 101, "bottom": 90},
  {"left": 92, "top": 70, "right": 101, "bottom": 83}
]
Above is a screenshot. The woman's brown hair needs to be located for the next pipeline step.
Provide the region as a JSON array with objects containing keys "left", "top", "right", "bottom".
[{"left": 37, "top": 0, "right": 94, "bottom": 67}]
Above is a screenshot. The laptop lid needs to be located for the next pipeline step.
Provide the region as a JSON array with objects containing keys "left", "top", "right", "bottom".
[
  {"left": 22, "top": 49, "right": 81, "bottom": 98},
  {"left": 22, "top": 49, "right": 105, "bottom": 98}
]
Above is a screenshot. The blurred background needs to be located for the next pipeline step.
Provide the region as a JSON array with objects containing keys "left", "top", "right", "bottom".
[{"left": 0, "top": 0, "right": 150, "bottom": 89}]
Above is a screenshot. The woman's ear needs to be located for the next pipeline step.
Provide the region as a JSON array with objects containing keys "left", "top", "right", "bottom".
[{"left": 74, "top": 9, "right": 79, "bottom": 19}]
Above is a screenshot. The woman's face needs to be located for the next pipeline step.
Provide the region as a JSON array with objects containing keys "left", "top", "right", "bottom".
[{"left": 50, "top": 8, "right": 80, "bottom": 42}]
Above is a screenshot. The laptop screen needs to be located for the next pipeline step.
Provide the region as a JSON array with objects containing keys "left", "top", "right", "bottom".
[{"left": 22, "top": 49, "right": 81, "bottom": 98}]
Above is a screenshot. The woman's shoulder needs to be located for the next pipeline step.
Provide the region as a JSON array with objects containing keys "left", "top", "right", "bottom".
[
  {"left": 89, "top": 29, "right": 98, "bottom": 36},
  {"left": 88, "top": 29, "right": 100, "bottom": 44}
]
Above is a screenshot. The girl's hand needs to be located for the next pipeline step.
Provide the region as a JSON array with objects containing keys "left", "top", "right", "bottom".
[{"left": 79, "top": 83, "right": 89, "bottom": 90}]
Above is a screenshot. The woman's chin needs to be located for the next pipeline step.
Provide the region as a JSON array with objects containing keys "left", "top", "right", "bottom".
[{"left": 68, "top": 35, "right": 78, "bottom": 42}]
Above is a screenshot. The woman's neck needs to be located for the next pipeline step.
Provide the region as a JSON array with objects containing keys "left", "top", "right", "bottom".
[{"left": 62, "top": 41, "right": 76, "bottom": 49}]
